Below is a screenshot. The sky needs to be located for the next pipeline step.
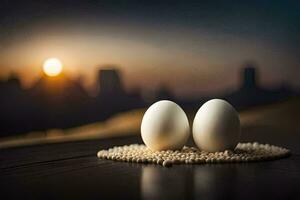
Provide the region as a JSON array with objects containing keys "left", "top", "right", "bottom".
[{"left": 0, "top": 0, "right": 299, "bottom": 97}]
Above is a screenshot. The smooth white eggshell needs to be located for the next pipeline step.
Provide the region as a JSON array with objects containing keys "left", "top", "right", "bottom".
[
  {"left": 193, "top": 99, "right": 240, "bottom": 152},
  {"left": 141, "top": 100, "right": 190, "bottom": 151}
]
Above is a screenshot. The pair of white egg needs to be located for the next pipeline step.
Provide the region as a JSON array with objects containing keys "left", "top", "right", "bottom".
[{"left": 141, "top": 99, "right": 240, "bottom": 152}]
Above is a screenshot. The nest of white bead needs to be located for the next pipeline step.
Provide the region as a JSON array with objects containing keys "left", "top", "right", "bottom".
[
  {"left": 97, "top": 142, "right": 290, "bottom": 167},
  {"left": 98, "top": 100, "right": 291, "bottom": 167}
]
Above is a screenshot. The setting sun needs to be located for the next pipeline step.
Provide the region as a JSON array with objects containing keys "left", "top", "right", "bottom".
[{"left": 43, "top": 58, "right": 63, "bottom": 77}]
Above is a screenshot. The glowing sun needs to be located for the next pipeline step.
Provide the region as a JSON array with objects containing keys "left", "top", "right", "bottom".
[{"left": 43, "top": 58, "right": 63, "bottom": 77}]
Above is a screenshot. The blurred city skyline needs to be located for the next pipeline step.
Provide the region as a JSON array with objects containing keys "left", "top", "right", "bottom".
[
  {"left": 1, "top": 61, "right": 299, "bottom": 98},
  {"left": 0, "top": 1, "right": 299, "bottom": 97},
  {"left": 0, "top": 59, "right": 300, "bottom": 99},
  {"left": 0, "top": 64, "right": 297, "bottom": 136}
]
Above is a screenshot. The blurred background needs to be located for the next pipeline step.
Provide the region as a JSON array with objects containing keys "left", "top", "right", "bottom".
[{"left": 0, "top": 0, "right": 299, "bottom": 148}]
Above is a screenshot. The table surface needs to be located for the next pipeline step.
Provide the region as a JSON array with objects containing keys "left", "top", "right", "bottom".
[{"left": 1, "top": 126, "right": 300, "bottom": 200}]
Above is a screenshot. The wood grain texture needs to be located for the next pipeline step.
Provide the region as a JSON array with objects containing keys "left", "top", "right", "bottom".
[{"left": 0, "top": 127, "right": 299, "bottom": 200}]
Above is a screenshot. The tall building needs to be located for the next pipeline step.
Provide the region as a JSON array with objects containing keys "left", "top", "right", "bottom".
[
  {"left": 98, "top": 68, "right": 124, "bottom": 97},
  {"left": 242, "top": 65, "right": 258, "bottom": 89}
]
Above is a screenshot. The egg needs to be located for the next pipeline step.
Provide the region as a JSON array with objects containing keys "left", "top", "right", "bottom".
[
  {"left": 192, "top": 99, "right": 240, "bottom": 152},
  {"left": 141, "top": 100, "right": 190, "bottom": 151}
]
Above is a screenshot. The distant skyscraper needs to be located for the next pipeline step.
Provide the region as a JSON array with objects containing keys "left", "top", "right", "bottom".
[
  {"left": 0, "top": 74, "right": 21, "bottom": 91},
  {"left": 98, "top": 68, "right": 124, "bottom": 96},
  {"left": 242, "top": 65, "right": 257, "bottom": 89}
]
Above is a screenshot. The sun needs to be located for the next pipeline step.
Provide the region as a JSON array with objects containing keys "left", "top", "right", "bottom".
[{"left": 43, "top": 58, "right": 63, "bottom": 77}]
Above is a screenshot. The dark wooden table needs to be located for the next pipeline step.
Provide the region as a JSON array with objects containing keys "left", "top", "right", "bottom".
[{"left": 1, "top": 126, "right": 300, "bottom": 200}]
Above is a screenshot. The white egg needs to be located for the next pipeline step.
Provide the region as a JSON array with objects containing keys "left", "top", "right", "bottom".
[
  {"left": 193, "top": 99, "right": 240, "bottom": 152},
  {"left": 141, "top": 100, "right": 190, "bottom": 151}
]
